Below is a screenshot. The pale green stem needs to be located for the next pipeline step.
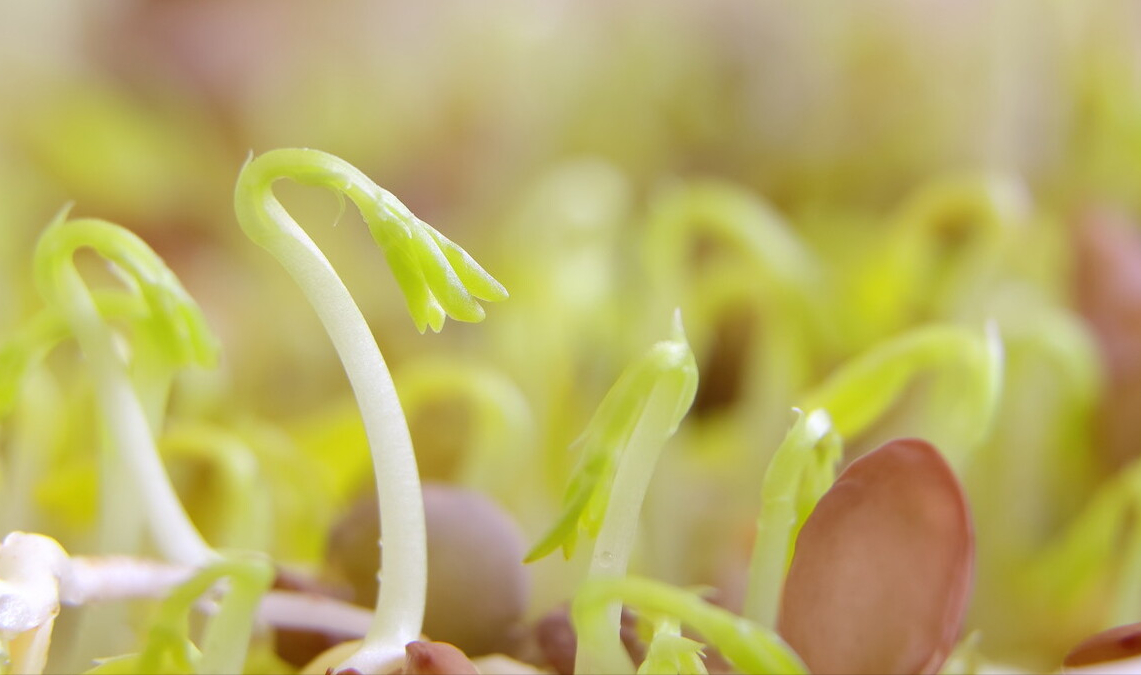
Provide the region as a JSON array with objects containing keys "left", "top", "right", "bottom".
[
  {"left": 573, "top": 576, "right": 806, "bottom": 675},
  {"left": 197, "top": 558, "right": 275, "bottom": 675},
  {"left": 742, "top": 409, "right": 835, "bottom": 628},
  {"left": 1, "top": 372, "right": 59, "bottom": 532},
  {"left": 235, "top": 150, "right": 427, "bottom": 666},
  {"left": 136, "top": 556, "right": 273, "bottom": 675},
  {"left": 395, "top": 359, "right": 534, "bottom": 499},
  {"left": 801, "top": 322, "right": 1003, "bottom": 468},
  {"left": 160, "top": 424, "right": 271, "bottom": 551},
  {"left": 39, "top": 229, "right": 213, "bottom": 566},
  {"left": 576, "top": 383, "right": 678, "bottom": 675}
]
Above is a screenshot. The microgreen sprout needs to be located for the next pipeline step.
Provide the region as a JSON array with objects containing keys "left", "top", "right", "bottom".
[
  {"left": 526, "top": 311, "right": 697, "bottom": 674},
  {"left": 87, "top": 554, "right": 274, "bottom": 675},
  {"left": 159, "top": 423, "right": 273, "bottom": 551},
  {"left": 801, "top": 322, "right": 1004, "bottom": 466},
  {"left": 233, "top": 148, "right": 506, "bottom": 673},
  {"left": 636, "top": 614, "right": 707, "bottom": 675},
  {"left": 33, "top": 210, "right": 218, "bottom": 566},
  {"left": 0, "top": 290, "right": 145, "bottom": 418},
  {"left": 394, "top": 357, "right": 534, "bottom": 501},
  {"left": 642, "top": 180, "right": 824, "bottom": 322},
  {"left": 1027, "top": 455, "right": 1141, "bottom": 625},
  {"left": 525, "top": 312, "right": 697, "bottom": 562},
  {"left": 571, "top": 575, "right": 806, "bottom": 675},
  {"left": 851, "top": 173, "right": 1028, "bottom": 337},
  {"left": 742, "top": 408, "right": 840, "bottom": 629},
  {"left": 642, "top": 181, "right": 829, "bottom": 425}
]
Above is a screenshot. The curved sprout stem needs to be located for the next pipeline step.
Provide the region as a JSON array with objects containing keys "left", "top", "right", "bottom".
[
  {"left": 33, "top": 213, "right": 216, "bottom": 566},
  {"left": 742, "top": 409, "right": 839, "bottom": 629},
  {"left": 572, "top": 575, "right": 806, "bottom": 675},
  {"left": 234, "top": 148, "right": 505, "bottom": 672},
  {"left": 800, "top": 322, "right": 1004, "bottom": 467}
]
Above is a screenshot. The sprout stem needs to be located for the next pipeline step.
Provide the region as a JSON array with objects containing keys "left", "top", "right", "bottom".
[
  {"left": 234, "top": 149, "right": 505, "bottom": 671},
  {"left": 34, "top": 216, "right": 215, "bottom": 566}
]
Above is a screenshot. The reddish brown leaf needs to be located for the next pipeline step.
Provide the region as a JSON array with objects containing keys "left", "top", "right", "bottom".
[
  {"left": 777, "top": 438, "right": 974, "bottom": 675},
  {"left": 1063, "top": 621, "right": 1141, "bottom": 671}
]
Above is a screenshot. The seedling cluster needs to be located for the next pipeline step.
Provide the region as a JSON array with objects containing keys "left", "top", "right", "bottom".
[{"left": 1, "top": 148, "right": 1140, "bottom": 675}]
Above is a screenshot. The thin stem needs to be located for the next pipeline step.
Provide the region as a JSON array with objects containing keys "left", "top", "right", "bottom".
[
  {"left": 234, "top": 149, "right": 505, "bottom": 671},
  {"left": 742, "top": 409, "right": 837, "bottom": 629},
  {"left": 573, "top": 575, "right": 806, "bottom": 675},
  {"left": 577, "top": 382, "right": 678, "bottom": 675},
  {"left": 34, "top": 218, "right": 215, "bottom": 566},
  {"left": 236, "top": 151, "right": 423, "bottom": 663}
]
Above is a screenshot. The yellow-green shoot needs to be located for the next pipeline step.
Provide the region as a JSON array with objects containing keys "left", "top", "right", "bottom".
[
  {"left": 33, "top": 211, "right": 219, "bottom": 566},
  {"left": 233, "top": 148, "right": 506, "bottom": 674},
  {"left": 526, "top": 311, "right": 697, "bottom": 674}
]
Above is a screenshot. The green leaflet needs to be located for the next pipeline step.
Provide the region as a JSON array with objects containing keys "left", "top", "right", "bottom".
[
  {"left": 525, "top": 313, "right": 698, "bottom": 563},
  {"left": 34, "top": 208, "right": 218, "bottom": 371},
  {"left": 235, "top": 149, "right": 507, "bottom": 334},
  {"left": 86, "top": 555, "right": 273, "bottom": 675}
]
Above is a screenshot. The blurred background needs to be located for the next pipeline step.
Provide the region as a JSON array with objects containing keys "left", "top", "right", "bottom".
[
  {"left": 3, "top": 0, "right": 1140, "bottom": 411},
  {"left": 4, "top": 1, "right": 1141, "bottom": 671}
]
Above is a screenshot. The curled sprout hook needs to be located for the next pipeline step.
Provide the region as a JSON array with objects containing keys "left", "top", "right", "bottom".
[
  {"left": 801, "top": 322, "right": 1005, "bottom": 466},
  {"left": 33, "top": 209, "right": 218, "bottom": 566},
  {"left": 234, "top": 148, "right": 505, "bottom": 673},
  {"left": 235, "top": 149, "right": 506, "bottom": 334}
]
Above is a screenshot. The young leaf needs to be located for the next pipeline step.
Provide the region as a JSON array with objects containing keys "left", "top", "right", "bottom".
[
  {"left": 525, "top": 312, "right": 698, "bottom": 564},
  {"left": 777, "top": 438, "right": 974, "bottom": 675},
  {"left": 127, "top": 555, "right": 273, "bottom": 675},
  {"left": 235, "top": 148, "right": 506, "bottom": 334},
  {"left": 637, "top": 616, "right": 708, "bottom": 675}
]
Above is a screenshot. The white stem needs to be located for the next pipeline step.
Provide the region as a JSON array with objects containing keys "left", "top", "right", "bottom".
[
  {"left": 236, "top": 152, "right": 426, "bottom": 668},
  {"left": 60, "top": 556, "right": 195, "bottom": 605},
  {"left": 61, "top": 554, "right": 376, "bottom": 638},
  {"left": 52, "top": 267, "right": 213, "bottom": 567}
]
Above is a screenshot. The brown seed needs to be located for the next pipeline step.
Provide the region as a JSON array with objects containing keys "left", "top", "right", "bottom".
[
  {"left": 777, "top": 438, "right": 974, "bottom": 675},
  {"left": 1063, "top": 621, "right": 1141, "bottom": 670},
  {"left": 528, "top": 603, "right": 646, "bottom": 675},
  {"left": 326, "top": 482, "right": 531, "bottom": 656},
  {"left": 400, "top": 641, "right": 479, "bottom": 675},
  {"left": 273, "top": 567, "right": 359, "bottom": 668}
]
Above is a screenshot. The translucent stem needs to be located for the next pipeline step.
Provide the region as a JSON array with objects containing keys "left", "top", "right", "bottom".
[
  {"left": 235, "top": 150, "right": 427, "bottom": 666},
  {"left": 573, "top": 576, "right": 806, "bottom": 675},
  {"left": 41, "top": 239, "right": 212, "bottom": 566},
  {"left": 742, "top": 410, "right": 835, "bottom": 628},
  {"left": 576, "top": 383, "right": 677, "bottom": 675}
]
